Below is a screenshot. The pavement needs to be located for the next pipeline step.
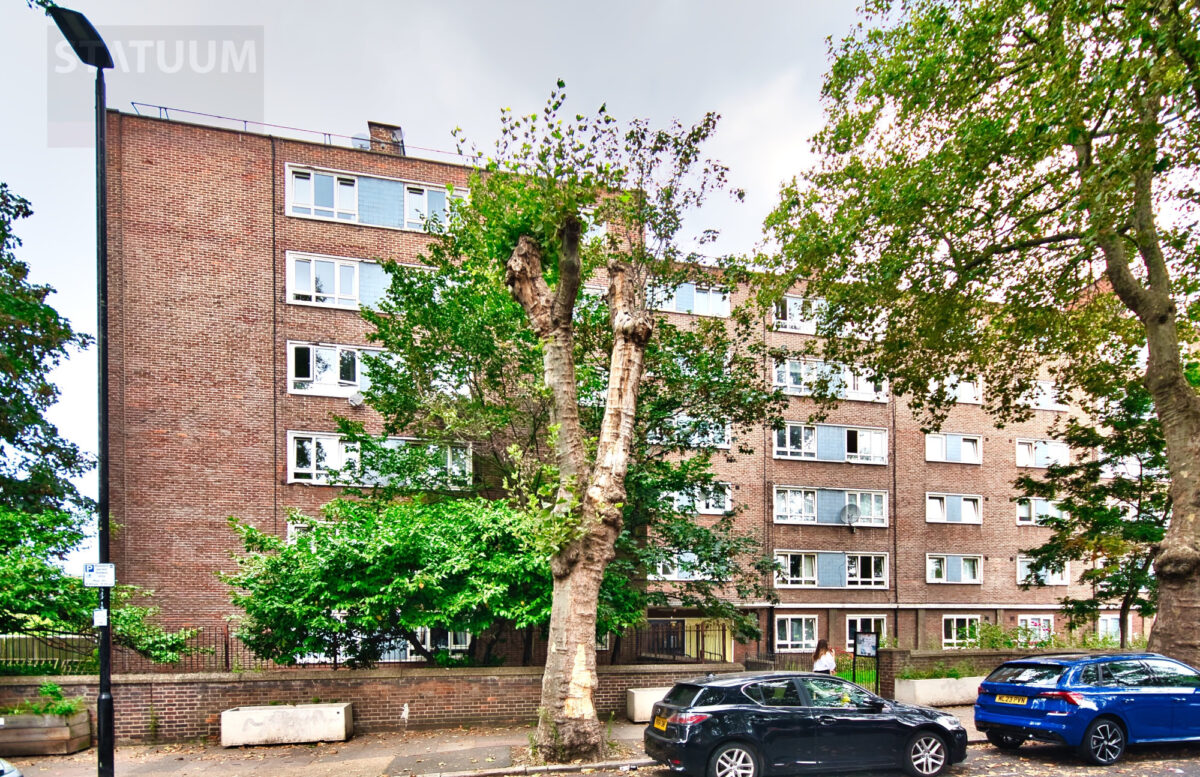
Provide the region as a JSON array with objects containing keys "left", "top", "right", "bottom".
[{"left": 17, "top": 706, "right": 1200, "bottom": 777}]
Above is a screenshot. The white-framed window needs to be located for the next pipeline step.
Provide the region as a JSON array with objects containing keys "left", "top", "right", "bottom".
[
  {"left": 289, "top": 168, "right": 357, "bottom": 221},
  {"left": 845, "top": 491, "right": 887, "bottom": 526},
  {"left": 1017, "top": 556, "right": 1070, "bottom": 586},
  {"left": 846, "top": 554, "right": 888, "bottom": 587},
  {"left": 926, "top": 554, "right": 982, "bottom": 584},
  {"left": 288, "top": 432, "right": 471, "bottom": 487},
  {"left": 288, "top": 432, "right": 356, "bottom": 484},
  {"left": 925, "top": 433, "right": 982, "bottom": 464},
  {"left": 674, "top": 483, "right": 732, "bottom": 515},
  {"left": 289, "top": 254, "right": 360, "bottom": 308},
  {"left": 773, "top": 296, "right": 825, "bottom": 334},
  {"left": 287, "top": 165, "right": 458, "bottom": 231},
  {"left": 1016, "top": 439, "right": 1070, "bottom": 468},
  {"left": 846, "top": 616, "right": 886, "bottom": 652},
  {"left": 671, "top": 414, "right": 730, "bottom": 449},
  {"left": 774, "top": 423, "right": 816, "bottom": 459},
  {"left": 924, "top": 494, "right": 982, "bottom": 524},
  {"left": 845, "top": 427, "right": 887, "bottom": 464},
  {"left": 774, "top": 552, "right": 818, "bottom": 587},
  {"left": 652, "top": 552, "right": 706, "bottom": 581},
  {"left": 774, "top": 359, "right": 886, "bottom": 402},
  {"left": 844, "top": 370, "right": 887, "bottom": 402},
  {"left": 1016, "top": 498, "right": 1065, "bottom": 526},
  {"left": 953, "top": 378, "right": 982, "bottom": 404},
  {"left": 651, "top": 282, "right": 731, "bottom": 317},
  {"left": 1098, "top": 614, "right": 1126, "bottom": 641},
  {"left": 1022, "top": 380, "right": 1069, "bottom": 412},
  {"left": 774, "top": 487, "right": 817, "bottom": 524},
  {"left": 942, "top": 615, "right": 980, "bottom": 648},
  {"left": 378, "top": 627, "right": 471, "bottom": 662},
  {"left": 288, "top": 342, "right": 380, "bottom": 397},
  {"left": 1017, "top": 615, "right": 1054, "bottom": 644},
  {"left": 775, "top": 615, "right": 818, "bottom": 652}
]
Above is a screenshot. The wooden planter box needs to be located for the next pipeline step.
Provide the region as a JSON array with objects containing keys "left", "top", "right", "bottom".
[{"left": 0, "top": 711, "right": 91, "bottom": 756}]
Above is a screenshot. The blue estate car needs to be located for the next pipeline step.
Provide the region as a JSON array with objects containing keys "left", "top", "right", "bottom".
[{"left": 975, "top": 652, "right": 1200, "bottom": 765}]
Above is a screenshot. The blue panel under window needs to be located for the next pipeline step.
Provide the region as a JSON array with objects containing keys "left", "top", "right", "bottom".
[
  {"left": 946, "top": 555, "right": 963, "bottom": 583},
  {"left": 359, "top": 262, "right": 389, "bottom": 308},
  {"left": 817, "top": 552, "right": 846, "bottom": 588},
  {"left": 816, "top": 489, "right": 845, "bottom": 525},
  {"left": 945, "top": 495, "right": 963, "bottom": 523},
  {"left": 674, "top": 283, "right": 695, "bottom": 313},
  {"left": 816, "top": 425, "right": 845, "bottom": 461},
  {"left": 945, "top": 434, "right": 963, "bottom": 462},
  {"left": 358, "top": 176, "right": 405, "bottom": 227}
]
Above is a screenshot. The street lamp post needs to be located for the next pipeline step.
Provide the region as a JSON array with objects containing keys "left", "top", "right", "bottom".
[{"left": 47, "top": 8, "right": 114, "bottom": 777}]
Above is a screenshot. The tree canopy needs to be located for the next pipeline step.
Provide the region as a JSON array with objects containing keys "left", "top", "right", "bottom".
[{"left": 768, "top": 0, "right": 1200, "bottom": 662}]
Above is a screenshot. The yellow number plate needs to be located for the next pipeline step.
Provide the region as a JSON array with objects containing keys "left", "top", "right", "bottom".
[
  {"left": 654, "top": 716, "right": 669, "bottom": 731},
  {"left": 995, "top": 694, "right": 1028, "bottom": 705}
]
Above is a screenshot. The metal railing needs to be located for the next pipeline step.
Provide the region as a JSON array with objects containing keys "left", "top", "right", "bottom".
[
  {"left": 0, "top": 634, "right": 97, "bottom": 676},
  {"left": 631, "top": 622, "right": 729, "bottom": 664}
]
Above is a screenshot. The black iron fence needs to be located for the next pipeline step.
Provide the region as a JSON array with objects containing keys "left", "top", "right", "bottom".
[
  {"left": 747, "top": 650, "right": 878, "bottom": 692},
  {"left": 631, "top": 621, "right": 729, "bottom": 663}
]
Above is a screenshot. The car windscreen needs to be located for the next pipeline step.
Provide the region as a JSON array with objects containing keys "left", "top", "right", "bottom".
[
  {"left": 662, "top": 684, "right": 704, "bottom": 707},
  {"left": 985, "top": 663, "right": 1067, "bottom": 687}
]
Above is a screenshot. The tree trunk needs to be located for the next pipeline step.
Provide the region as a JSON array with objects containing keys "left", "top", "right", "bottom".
[
  {"left": 1119, "top": 596, "right": 1133, "bottom": 651},
  {"left": 506, "top": 229, "right": 653, "bottom": 761}
]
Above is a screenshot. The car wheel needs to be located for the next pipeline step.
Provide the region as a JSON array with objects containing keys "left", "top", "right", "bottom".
[
  {"left": 986, "top": 731, "right": 1025, "bottom": 751},
  {"left": 707, "top": 742, "right": 759, "bottom": 777},
  {"left": 1079, "top": 717, "right": 1125, "bottom": 766},
  {"left": 903, "top": 730, "right": 949, "bottom": 777}
]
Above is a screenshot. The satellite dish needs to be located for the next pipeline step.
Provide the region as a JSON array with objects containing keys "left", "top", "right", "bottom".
[
  {"left": 838, "top": 504, "right": 862, "bottom": 533},
  {"left": 347, "top": 391, "right": 365, "bottom": 407},
  {"left": 350, "top": 133, "right": 371, "bottom": 150}
]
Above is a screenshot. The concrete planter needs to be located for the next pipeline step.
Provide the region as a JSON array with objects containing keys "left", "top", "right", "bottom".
[
  {"left": 626, "top": 687, "right": 673, "bottom": 722},
  {"left": 0, "top": 711, "right": 90, "bottom": 756},
  {"left": 893, "top": 676, "right": 986, "bottom": 707},
  {"left": 220, "top": 702, "right": 353, "bottom": 747}
]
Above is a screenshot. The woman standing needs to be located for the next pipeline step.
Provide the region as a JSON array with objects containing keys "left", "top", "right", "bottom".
[{"left": 812, "top": 639, "right": 836, "bottom": 674}]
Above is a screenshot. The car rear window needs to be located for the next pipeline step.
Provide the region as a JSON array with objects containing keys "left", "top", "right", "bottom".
[
  {"left": 662, "top": 684, "right": 703, "bottom": 707},
  {"left": 985, "top": 663, "right": 1066, "bottom": 687}
]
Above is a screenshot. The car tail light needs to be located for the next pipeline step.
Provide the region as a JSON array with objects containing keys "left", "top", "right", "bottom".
[
  {"left": 977, "top": 685, "right": 985, "bottom": 697},
  {"left": 1039, "top": 691, "right": 1083, "bottom": 705},
  {"left": 668, "top": 712, "right": 711, "bottom": 725}
]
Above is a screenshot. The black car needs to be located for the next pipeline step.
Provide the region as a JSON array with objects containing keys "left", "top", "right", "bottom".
[{"left": 644, "top": 671, "right": 968, "bottom": 777}]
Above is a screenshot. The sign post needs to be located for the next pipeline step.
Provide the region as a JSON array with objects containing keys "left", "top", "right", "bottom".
[{"left": 854, "top": 631, "right": 878, "bottom": 692}]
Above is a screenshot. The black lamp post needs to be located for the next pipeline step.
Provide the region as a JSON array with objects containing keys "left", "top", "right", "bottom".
[{"left": 47, "top": 8, "right": 114, "bottom": 777}]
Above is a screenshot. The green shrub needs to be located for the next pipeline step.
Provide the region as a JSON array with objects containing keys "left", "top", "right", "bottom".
[{"left": 0, "top": 682, "right": 87, "bottom": 717}]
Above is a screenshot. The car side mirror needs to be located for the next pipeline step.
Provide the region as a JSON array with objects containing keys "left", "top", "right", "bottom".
[{"left": 863, "top": 699, "right": 888, "bottom": 712}]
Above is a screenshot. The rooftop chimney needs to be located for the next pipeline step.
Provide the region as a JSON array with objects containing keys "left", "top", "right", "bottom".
[{"left": 367, "top": 121, "right": 406, "bottom": 156}]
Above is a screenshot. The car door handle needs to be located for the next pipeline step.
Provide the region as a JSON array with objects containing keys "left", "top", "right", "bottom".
[
  {"left": 1122, "top": 698, "right": 1135, "bottom": 704},
  {"left": 818, "top": 715, "right": 837, "bottom": 726}
]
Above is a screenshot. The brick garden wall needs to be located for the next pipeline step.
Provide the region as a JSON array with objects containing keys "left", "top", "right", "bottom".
[
  {"left": 876, "top": 647, "right": 1115, "bottom": 699},
  {"left": 0, "top": 663, "right": 739, "bottom": 744}
]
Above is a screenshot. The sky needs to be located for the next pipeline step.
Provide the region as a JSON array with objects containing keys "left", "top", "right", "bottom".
[{"left": 0, "top": 0, "right": 862, "bottom": 572}]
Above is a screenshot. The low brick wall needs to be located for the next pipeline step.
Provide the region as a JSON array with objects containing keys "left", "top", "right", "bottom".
[
  {"left": 877, "top": 648, "right": 1113, "bottom": 700},
  {"left": 0, "top": 663, "right": 739, "bottom": 744}
]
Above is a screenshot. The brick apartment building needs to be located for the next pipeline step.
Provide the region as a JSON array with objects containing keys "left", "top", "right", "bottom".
[{"left": 104, "top": 109, "right": 1148, "bottom": 664}]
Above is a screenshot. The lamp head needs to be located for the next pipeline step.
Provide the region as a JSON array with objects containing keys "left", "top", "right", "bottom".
[{"left": 49, "top": 7, "right": 113, "bottom": 69}]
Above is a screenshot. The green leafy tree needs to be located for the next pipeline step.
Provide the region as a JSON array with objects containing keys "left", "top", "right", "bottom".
[
  {"left": 336, "top": 85, "right": 778, "bottom": 759},
  {"left": 766, "top": 0, "right": 1200, "bottom": 662},
  {"left": 1016, "top": 376, "right": 1169, "bottom": 648},
  {"left": 0, "top": 184, "right": 90, "bottom": 513}
]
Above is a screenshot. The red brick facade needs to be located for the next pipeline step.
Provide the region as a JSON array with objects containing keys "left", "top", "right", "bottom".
[{"left": 105, "top": 110, "right": 1144, "bottom": 664}]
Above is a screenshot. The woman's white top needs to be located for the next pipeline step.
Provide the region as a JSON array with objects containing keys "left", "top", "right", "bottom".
[{"left": 813, "top": 652, "right": 836, "bottom": 672}]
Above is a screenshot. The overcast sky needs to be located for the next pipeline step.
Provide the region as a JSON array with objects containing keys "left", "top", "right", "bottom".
[{"left": 1, "top": 0, "right": 861, "bottom": 570}]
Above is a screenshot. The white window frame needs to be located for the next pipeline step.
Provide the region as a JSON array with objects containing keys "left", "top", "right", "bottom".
[
  {"left": 674, "top": 483, "right": 732, "bottom": 515},
  {"left": 1016, "top": 438, "right": 1070, "bottom": 468},
  {"left": 1097, "top": 613, "right": 1128, "bottom": 641},
  {"left": 285, "top": 164, "right": 461, "bottom": 232},
  {"left": 1022, "top": 380, "right": 1069, "bottom": 412},
  {"left": 1016, "top": 555, "right": 1070, "bottom": 586},
  {"left": 942, "top": 615, "right": 981, "bottom": 648},
  {"left": 925, "top": 433, "right": 982, "bottom": 463},
  {"left": 773, "top": 486, "right": 817, "bottom": 524},
  {"left": 773, "top": 295, "right": 824, "bottom": 334},
  {"left": 845, "top": 553, "right": 888, "bottom": 588},
  {"left": 287, "top": 341, "right": 380, "bottom": 397},
  {"left": 775, "top": 614, "right": 818, "bottom": 652},
  {"left": 774, "top": 423, "right": 816, "bottom": 459},
  {"left": 288, "top": 432, "right": 471, "bottom": 487},
  {"left": 845, "top": 490, "right": 888, "bottom": 526},
  {"left": 774, "top": 551, "right": 818, "bottom": 587},
  {"left": 671, "top": 414, "right": 731, "bottom": 449},
  {"left": 287, "top": 252, "right": 364, "bottom": 309},
  {"left": 926, "top": 554, "right": 983, "bottom": 584},
  {"left": 1017, "top": 615, "right": 1054, "bottom": 644},
  {"left": 846, "top": 615, "right": 886, "bottom": 652},
  {"left": 288, "top": 168, "right": 358, "bottom": 221},
  {"left": 845, "top": 426, "right": 887, "bottom": 464},
  {"left": 1016, "top": 498, "right": 1063, "bottom": 526},
  {"left": 652, "top": 552, "right": 707, "bottom": 581},
  {"left": 651, "top": 282, "right": 731, "bottom": 317},
  {"left": 924, "top": 493, "right": 983, "bottom": 525}
]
